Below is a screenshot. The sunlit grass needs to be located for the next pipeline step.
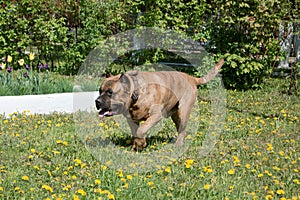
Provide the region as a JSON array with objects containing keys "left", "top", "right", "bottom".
[{"left": 0, "top": 78, "right": 299, "bottom": 199}]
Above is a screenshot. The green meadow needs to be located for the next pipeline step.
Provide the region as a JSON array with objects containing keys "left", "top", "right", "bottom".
[{"left": 0, "top": 78, "right": 299, "bottom": 200}]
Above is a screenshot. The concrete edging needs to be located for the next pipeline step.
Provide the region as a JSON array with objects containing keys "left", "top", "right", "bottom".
[{"left": 0, "top": 92, "right": 98, "bottom": 117}]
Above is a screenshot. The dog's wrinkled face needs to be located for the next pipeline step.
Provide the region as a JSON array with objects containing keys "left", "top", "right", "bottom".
[{"left": 95, "top": 74, "right": 130, "bottom": 119}]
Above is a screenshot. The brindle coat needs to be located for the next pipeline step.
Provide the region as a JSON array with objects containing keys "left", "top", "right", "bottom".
[{"left": 95, "top": 59, "right": 224, "bottom": 150}]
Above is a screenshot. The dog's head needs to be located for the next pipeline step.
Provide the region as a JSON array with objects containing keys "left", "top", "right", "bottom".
[{"left": 95, "top": 74, "right": 132, "bottom": 118}]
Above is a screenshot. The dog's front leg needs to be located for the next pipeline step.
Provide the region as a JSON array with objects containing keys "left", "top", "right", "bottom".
[
  {"left": 132, "top": 105, "right": 163, "bottom": 151},
  {"left": 127, "top": 118, "right": 139, "bottom": 136},
  {"left": 126, "top": 118, "right": 142, "bottom": 151}
]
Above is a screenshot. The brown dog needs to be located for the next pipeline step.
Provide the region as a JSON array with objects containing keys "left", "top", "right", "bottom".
[{"left": 95, "top": 59, "right": 224, "bottom": 150}]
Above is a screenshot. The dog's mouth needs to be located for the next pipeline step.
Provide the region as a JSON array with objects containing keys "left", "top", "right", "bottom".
[{"left": 98, "top": 108, "right": 114, "bottom": 118}]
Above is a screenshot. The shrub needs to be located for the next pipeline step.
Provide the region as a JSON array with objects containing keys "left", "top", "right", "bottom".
[{"left": 205, "top": 0, "right": 297, "bottom": 89}]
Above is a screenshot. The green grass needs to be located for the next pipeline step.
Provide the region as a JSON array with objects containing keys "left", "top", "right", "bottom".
[{"left": 0, "top": 78, "right": 299, "bottom": 199}]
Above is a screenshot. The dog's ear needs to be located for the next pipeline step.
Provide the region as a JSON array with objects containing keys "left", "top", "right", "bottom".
[
  {"left": 119, "top": 73, "right": 129, "bottom": 84},
  {"left": 119, "top": 74, "right": 131, "bottom": 92}
]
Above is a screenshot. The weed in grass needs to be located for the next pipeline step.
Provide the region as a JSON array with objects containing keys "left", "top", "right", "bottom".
[{"left": 0, "top": 78, "right": 299, "bottom": 199}]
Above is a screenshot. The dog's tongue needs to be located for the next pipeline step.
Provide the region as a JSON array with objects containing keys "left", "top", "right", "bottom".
[{"left": 99, "top": 111, "right": 113, "bottom": 118}]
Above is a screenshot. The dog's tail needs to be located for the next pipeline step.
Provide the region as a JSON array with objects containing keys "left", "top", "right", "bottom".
[{"left": 196, "top": 59, "right": 224, "bottom": 85}]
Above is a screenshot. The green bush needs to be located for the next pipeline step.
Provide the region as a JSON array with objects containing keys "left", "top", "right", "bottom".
[
  {"left": 0, "top": 0, "right": 298, "bottom": 90},
  {"left": 205, "top": 0, "right": 297, "bottom": 89}
]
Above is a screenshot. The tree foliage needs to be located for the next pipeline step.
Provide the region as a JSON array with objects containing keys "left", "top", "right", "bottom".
[{"left": 0, "top": 0, "right": 298, "bottom": 89}]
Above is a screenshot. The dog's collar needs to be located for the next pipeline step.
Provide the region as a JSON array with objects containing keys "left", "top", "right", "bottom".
[{"left": 128, "top": 73, "right": 139, "bottom": 104}]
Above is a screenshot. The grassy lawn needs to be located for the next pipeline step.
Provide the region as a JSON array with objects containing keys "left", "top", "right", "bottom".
[{"left": 0, "top": 78, "right": 299, "bottom": 199}]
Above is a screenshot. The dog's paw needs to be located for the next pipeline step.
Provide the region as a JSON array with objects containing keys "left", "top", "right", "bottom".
[{"left": 131, "top": 137, "right": 147, "bottom": 151}]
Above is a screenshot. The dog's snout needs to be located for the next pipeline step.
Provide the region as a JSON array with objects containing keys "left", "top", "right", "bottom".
[{"left": 95, "top": 97, "right": 103, "bottom": 110}]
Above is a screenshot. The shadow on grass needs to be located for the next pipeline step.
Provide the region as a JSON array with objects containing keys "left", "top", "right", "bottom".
[{"left": 84, "top": 135, "right": 177, "bottom": 151}]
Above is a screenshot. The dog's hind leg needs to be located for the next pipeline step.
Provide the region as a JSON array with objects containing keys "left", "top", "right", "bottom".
[
  {"left": 172, "top": 97, "right": 196, "bottom": 146},
  {"left": 171, "top": 111, "right": 187, "bottom": 146}
]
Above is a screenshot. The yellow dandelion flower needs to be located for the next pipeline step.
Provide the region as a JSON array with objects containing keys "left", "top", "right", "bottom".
[
  {"left": 204, "top": 166, "right": 213, "bottom": 173},
  {"left": 266, "top": 143, "right": 273, "bottom": 151},
  {"left": 118, "top": 171, "right": 123, "bottom": 177},
  {"left": 42, "top": 185, "right": 53, "bottom": 193},
  {"left": 126, "top": 175, "right": 133, "bottom": 180},
  {"left": 77, "top": 189, "right": 86, "bottom": 196},
  {"left": 63, "top": 185, "right": 71, "bottom": 191},
  {"left": 95, "top": 179, "right": 101, "bottom": 185},
  {"left": 293, "top": 179, "right": 300, "bottom": 184},
  {"left": 184, "top": 159, "right": 195, "bottom": 168},
  {"left": 32, "top": 165, "right": 39, "bottom": 170},
  {"left": 74, "top": 158, "right": 82, "bottom": 164},
  {"left": 294, "top": 169, "right": 299, "bottom": 173},
  {"left": 0, "top": 186, "right": 3, "bottom": 191},
  {"left": 229, "top": 185, "right": 234, "bottom": 191},
  {"left": 22, "top": 175, "right": 29, "bottom": 181},
  {"left": 228, "top": 168, "right": 235, "bottom": 175},
  {"left": 185, "top": 163, "right": 192, "bottom": 168},
  {"left": 81, "top": 163, "right": 87, "bottom": 168},
  {"left": 148, "top": 181, "right": 155, "bottom": 187},
  {"left": 73, "top": 194, "right": 80, "bottom": 200},
  {"left": 165, "top": 167, "right": 171, "bottom": 173},
  {"left": 52, "top": 150, "right": 60, "bottom": 154},
  {"left": 94, "top": 188, "right": 102, "bottom": 193},
  {"left": 272, "top": 166, "right": 281, "bottom": 171},
  {"left": 265, "top": 170, "right": 272, "bottom": 177},
  {"left": 265, "top": 195, "right": 273, "bottom": 200},
  {"left": 120, "top": 177, "right": 126, "bottom": 182},
  {"left": 168, "top": 186, "right": 174, "bottom": 191},
  {"left": 56, "top": 140, "right": 62, "bottom": 144},
  {"left": 232, "top": 155, "right": 240, "bottom": 163},
  {"left": 108, "top": 193, "right": 115, "bottom": 200},
  {"left": 276, "top": 189, "right": 285, "bottom": 195},
  {"left": 204, "top": 184, "right": 211, "bottom": 190},
  {"left": 258, "top": 173, "right": 264, "bottom": 178}
]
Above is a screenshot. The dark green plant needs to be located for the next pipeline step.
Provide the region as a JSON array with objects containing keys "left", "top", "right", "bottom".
[
  {"left": 206, "top": 0, "right": 296, "bottom": 89},
  {"left": 0, "top": 67, "right": 73, "bottom": 96}
]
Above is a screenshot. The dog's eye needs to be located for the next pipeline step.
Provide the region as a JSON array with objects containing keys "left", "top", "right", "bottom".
[{"left": 106, "top": 89, "right": 113, "bottom": 97}]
